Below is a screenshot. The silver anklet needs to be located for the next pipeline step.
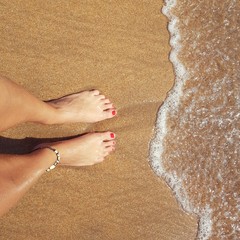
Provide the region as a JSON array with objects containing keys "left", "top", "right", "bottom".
[{"left": 42, "top": 147, "right": 61, "bottom": 172}]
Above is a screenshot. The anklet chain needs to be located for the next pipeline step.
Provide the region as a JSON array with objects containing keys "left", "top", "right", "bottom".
[{"left": 40, "top": 146, "right": 61, "bottom": 172}]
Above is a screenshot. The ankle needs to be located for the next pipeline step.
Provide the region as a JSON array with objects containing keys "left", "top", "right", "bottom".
[
  {"left": 43, "top": 103, "right": 67, "bottom": 125},
  {"left": 34, "top": 103, "right": 60, "bottom": 125},
  {"left": 28, "top": 148, "right": 58, "bottom": 172}
]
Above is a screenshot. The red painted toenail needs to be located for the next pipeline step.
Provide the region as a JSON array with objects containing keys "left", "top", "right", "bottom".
[
  {"left": 112, "top": 110, "right": 116, "bottom": 116},
  {"left": 110, "top": 133, "right": 115, "bottom": 138}
]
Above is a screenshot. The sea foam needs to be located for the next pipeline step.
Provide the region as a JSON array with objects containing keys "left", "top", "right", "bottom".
[{"left": 150, "top": 0, "right": 213, "bottom": 239}]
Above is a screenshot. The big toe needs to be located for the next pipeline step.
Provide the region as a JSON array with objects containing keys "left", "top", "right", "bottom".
[{"left": 101, "top": 132, "right": 116, "bottom": 141}]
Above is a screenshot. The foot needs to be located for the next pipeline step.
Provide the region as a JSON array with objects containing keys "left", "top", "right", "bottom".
[
  {"left": 37, "top": 132, "right": 116, "bottom": 167},
  {"left": 47, "top": 90, "right": 117, "bottom": 124}
]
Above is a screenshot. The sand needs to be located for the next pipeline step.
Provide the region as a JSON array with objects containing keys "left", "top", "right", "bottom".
[{"left": 0, "top": 1, "right": 198, "bottom": 239}]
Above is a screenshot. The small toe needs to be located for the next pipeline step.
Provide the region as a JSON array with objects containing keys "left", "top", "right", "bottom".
[
  {"left": 103, "top": 140, "right": 115, "bottom": 148},
  {"left": 102, "top": 98, "right": 111, "bottom": 104},
  {"left": 103, "top": 151, "right": 110, "bottom": 157},
  {"left": 97, "top": 94, "right": 105, "bottom": 100},
  {"left": 102, "top": 103, "right": 114, "bottom": 110},
  {"left": 92, "top": 90, "right": 100, "bottom": 95},
  {"left": 97, "top": 157, "right": 104, "bottom": 163},
  {"left": 109, "top": 146, "right": 115, "bottom": 152},
  {"left": 105, "top": 146, "right": 115, "bottom": 154}
]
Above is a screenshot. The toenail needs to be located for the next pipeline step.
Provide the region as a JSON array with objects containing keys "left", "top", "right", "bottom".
[
  {"left": 112, "top": 110, "right": 116, "bottom": 116},
  {"left": 110, "top": 133, "right": 115, "bottom": 138}
]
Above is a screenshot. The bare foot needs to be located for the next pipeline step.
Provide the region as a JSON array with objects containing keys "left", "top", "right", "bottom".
[
  {"left": 37, "top": 132, "right": 116, "bottom": 167},
  {"left": 47, "top": 90, "right": 117, "bottom": 124}
]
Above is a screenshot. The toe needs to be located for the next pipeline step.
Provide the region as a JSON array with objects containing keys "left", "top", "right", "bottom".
[
  {"left": 103, "top": 140, "right": 115, "bottom": 148},
  {"left": 102, "top": 103, "right": 114, "bottom": 110},
  {"left": 108, "top": 146, "right": 115, "bottom": 152},
  {"left": 103, "top": 152, "right": 109, "bottom": 157},
  {"left": 91, "top": 90, "right": 100, "bottom": 95},
  {"left": 102, "top": 98, "right": 111, "bottom": 104},
  {"left": 97, "top": 95, "right": 105, "bottom": 100},
  {"left": 104, "top": 146, "right": 115, "bottom": 154},
  {"left": 97, "top": 157, "right": 104, "bottom": 163},
  {"left": 103, "top": 109, "right": 117, "bottom": 118},
  {"left": 101, "top": 131, "right": 116, "bottom": 141}
]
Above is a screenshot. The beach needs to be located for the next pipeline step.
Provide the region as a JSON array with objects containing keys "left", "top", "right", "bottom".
[{"left": 0, "top": 1, "right": 198, "bottom": 240}]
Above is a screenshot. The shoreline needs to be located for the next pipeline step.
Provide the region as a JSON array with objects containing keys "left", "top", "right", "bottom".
[{"left": 150, "top": 1, "right": 211, "bottom": 238}]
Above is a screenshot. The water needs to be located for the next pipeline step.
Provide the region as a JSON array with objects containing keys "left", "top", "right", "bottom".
[{"left": 150, "top": 0, "right": 240, "bottom": 239}]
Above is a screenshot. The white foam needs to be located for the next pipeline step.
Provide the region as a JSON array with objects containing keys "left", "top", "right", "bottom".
[
  {"left": 197, "top": 206, "right": 212, "bottom": 240},
  {"left": 149, "top": 0, "right": 212, "bottom": 239}
]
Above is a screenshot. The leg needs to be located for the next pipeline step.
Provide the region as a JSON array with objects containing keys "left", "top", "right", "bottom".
[
  {"left": 0, "top": 76, "right": 56, "bottom": 131},
  {"left": 0, "top": 132, "right": 115, "bottom": 217},
  {"left": 0, "top": 75, "right": 117, "bottom": 131}
]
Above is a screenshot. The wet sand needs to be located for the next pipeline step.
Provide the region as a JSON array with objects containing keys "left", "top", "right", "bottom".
[{"left": 0, "top": 1, "right": 198, "bottom": 239}]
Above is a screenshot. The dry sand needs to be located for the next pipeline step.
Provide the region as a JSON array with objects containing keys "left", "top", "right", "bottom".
[{"left": 0, "top": 1, "right": 198, "bottom": 239}]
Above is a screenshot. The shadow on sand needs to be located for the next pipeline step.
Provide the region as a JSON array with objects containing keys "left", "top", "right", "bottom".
[{"left": 0, "top": 135, "right": 81, "bottom": 155}]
